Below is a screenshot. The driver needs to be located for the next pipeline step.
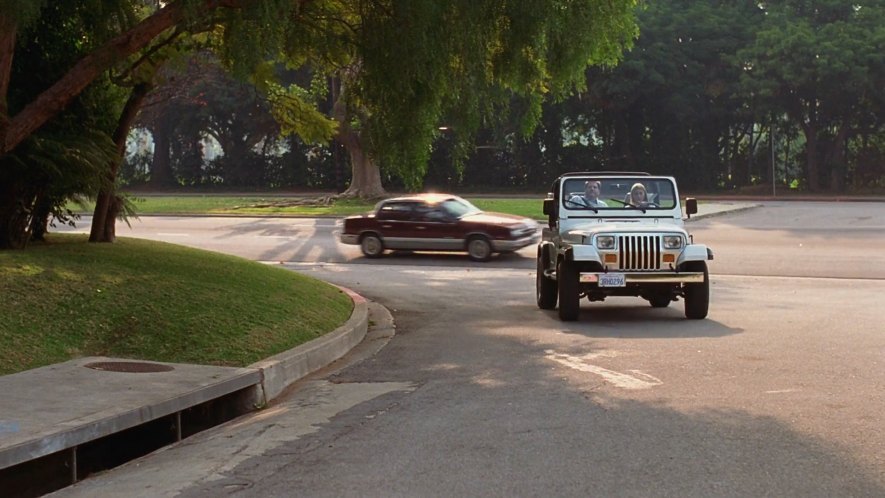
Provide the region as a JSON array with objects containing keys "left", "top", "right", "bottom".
[{"left": 570, "top": 180, "right": 608, "bottom": 207}]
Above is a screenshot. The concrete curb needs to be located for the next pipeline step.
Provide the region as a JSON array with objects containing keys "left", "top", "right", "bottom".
[
  {"left": 0, "top": 287, "right": 369, "bottom": 467},
  {"left": 249, "top": 285, "right": 369, "bottom": 404},
  {"left": 686, "top": 202, "right": 762, "bottom": 222}
]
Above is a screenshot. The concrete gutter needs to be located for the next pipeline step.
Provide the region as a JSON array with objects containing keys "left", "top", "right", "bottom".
[{"left": 0, "top": 285, "right": 370, "bottom": 473}]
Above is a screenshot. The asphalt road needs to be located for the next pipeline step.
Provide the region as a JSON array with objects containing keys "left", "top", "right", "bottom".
[{"left": 55, "top": 201, "right": 885, "bottom": 497}]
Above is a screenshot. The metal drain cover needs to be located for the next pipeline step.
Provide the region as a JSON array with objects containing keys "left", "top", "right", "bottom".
[{"left": 84, "top": 361, "right": 174, "bottom": 373}]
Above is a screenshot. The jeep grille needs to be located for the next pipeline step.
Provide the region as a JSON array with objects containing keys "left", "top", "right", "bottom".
[{"left": 618, "top": 235, "right": 661, "bottom": 270}]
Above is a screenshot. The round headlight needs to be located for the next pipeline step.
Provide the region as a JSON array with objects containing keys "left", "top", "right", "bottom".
[
  {"left": 597, "top": 235, "right": 615, "bottom": 250},
  {"left": 663, "top": 235, "right": 683, "bottom": 249}
]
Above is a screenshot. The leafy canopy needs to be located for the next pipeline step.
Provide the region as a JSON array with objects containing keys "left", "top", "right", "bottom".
[{"left": 204, "top": 0, "right": 638, "bottom": 188}]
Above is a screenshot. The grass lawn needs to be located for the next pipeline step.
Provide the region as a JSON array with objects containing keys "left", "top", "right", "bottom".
[
  {"left": 0, "top": 234, "right": 353, "bottom": 375},
  {"left": 73, "top": 194, "right": 548, "bottom": 219}
]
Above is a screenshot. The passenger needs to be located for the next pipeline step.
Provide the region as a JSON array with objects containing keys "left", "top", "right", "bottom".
[
  {"left": 625, "top": 183, "right": 652, "bottom": 207},
  {"left": 570, "top": 180, "right": 608, "bottom": 208}
]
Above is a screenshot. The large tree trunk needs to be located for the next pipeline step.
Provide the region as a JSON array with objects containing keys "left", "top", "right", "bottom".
[
  {"left": 795, "top": 98, "right": 823, "bottom": 192},
  {"left": 27, "top": 190, "right": 50, "bottom": 242},
  {"left": 91, "top": 83, "right": 151, "bottom": 243},
  {"left": 802, "top": 123, "right": 821, "bottom": 192},
  {"left": 337, "top": 130, "right": 385, "bottom": 199},
  {"left": 0, "top": 181, "right": 33, "bottom": 250},
  {"left": 823, "top": 125, "right": 849, "bottom": 192},
  {"left": 0, "top": 14, "right": 16, "bottom": 150},
  {"left": 330, "top": 74, "right": 386, "bottom": 199},
  {"left": 149, "top": 115, "right": 174, "bottom": 187}
]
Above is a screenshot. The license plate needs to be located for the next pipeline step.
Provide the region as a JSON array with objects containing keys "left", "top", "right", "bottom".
[{"left": 598, "top": 273, "right": 626, "bottom": 287}]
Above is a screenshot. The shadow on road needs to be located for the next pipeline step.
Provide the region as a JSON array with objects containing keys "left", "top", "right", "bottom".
[
  {"left": 193, "top": 308, "right": 882, "bottom": 497},
  {"left": 538, "top": 304, "right": 742, "bottom": 339}
]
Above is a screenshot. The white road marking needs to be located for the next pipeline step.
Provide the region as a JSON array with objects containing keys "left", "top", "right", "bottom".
[
  {"left": 545, "top": 350, "right": 662, "bottom": 390},
  {"left": 765, "top": 389, "right": 800, "bottom": 394}
]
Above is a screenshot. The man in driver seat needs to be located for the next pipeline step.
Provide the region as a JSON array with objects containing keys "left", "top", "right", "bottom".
[{"left": 570, "top": 180, "right": 608, "bottom": 207}]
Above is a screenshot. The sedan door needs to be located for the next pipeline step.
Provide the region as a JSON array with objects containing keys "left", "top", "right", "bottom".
[
  {"left": 410, "top": 203, "right": 462, "bottom": 251},
  {"left": 374, "top": 201, "right": 416, "bottom": 250}
]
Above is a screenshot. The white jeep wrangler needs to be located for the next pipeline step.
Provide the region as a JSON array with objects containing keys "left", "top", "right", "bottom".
[{"left": 536, "top": 172, "right": 713, "bottom": 321}]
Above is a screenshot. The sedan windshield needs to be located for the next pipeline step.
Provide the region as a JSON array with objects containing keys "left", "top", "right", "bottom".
[{"left": 440, "top": 197, "right": 482, "bottom": 218}]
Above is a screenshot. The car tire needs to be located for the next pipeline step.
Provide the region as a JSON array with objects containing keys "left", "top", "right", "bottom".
[
  {"left": 683, "top": 261, "right": 709, "bottom": 319},
  {"left": 557, "top": 258, "right": 580, "bottom": 321},
  {"left": 467, "top": 236, "right": 493, "bottom": 262},
  {"left": 537, "top": 248, "right": 557, "bottom": 310},
  {"left": 360, "top": 233, "right": 384, "bottom": 258}
]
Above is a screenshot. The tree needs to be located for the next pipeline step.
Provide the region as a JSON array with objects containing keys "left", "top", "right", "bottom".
[
  {"left": 738, "top": 1, "right": 885, "bottom": 191},
  {"left": 0, "top": 0, "right": 307, "bottom": 248},
  {"left": 250, "top": 0, "right": 639, "bottom": 197},
  {"left": 132, "top": 53, "right": 282, "bottom": 188},
  {"left": 2, "top": 0, "right": 639, "bottom": 248},
  {"left": 2, "top": 0, "right": 128, "bottom": 248},
  {"left": 578, "top": 1, "right": 764, "bottom": 190}
]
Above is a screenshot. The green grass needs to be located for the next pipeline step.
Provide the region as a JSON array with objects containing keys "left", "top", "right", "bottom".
[
  {"left": 122, "top": 196, "right": 378, "bottom": 216},
  {"left": 470, "top": 199, "right": 543, "bottom": 219},
  {"left": 73, "top": 195, "right": 548, "bottom": 219},
  {"left": 0, "top": 234, "right": 353, "bottom": 375}
]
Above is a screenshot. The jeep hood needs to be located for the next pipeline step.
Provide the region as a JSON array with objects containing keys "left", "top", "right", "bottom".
[{"left": 563, "top": 220, "right": 688, "bottom": 243}]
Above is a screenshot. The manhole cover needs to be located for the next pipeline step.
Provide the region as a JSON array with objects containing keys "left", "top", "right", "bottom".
[{"left": 84, "top": 361, "right": 174, "bottom": 373}]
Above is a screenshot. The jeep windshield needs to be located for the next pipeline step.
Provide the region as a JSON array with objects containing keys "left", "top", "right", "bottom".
[{"left": 561, "top": 177, "right": 677, "bottom": 211}]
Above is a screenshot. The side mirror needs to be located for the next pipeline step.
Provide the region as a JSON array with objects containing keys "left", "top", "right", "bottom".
[
  {"left": 543, "top": 195, "right": 557, "bottom": 229},
  {"left": 542, "top": 197, "right": 554, "bottom": 216},
  {"left": 684, "top": 198, "right": 698, "bottom": 218}
]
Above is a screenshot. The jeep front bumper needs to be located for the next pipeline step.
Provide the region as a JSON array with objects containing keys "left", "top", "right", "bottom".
[{"left": 579, "top": 272, "right": 705, "bottom": 284}]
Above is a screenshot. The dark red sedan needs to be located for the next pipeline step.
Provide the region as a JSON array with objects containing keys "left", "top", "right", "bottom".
[{"left": 339, "top": 194, "right": 539, "bottom": 261}]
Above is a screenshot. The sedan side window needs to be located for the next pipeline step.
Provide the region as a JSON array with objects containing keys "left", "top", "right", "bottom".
[
  {"left": 377, "top": 202, "right": 414, "bottom": 221},
  {"left": 413, "top": 204, "right": 450, "bottom": 222}
]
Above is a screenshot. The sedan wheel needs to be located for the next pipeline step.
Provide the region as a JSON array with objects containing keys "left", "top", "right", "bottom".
[
  {"left": 467, "top": 236, "right": 493, "bottom": 262},
  {"left": 360, "top": 233, "right": 384, "bottom": 258}
]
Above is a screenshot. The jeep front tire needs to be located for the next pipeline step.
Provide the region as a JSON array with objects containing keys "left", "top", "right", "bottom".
[
  {"left": 557, "top": 258, "right": 580, "bottom": 321},
  {"left": 536, "top": 248, "right": 557, "bottom": 309},
  {"left": 683, "top": 261, "right": 709, "bottom": 319}
]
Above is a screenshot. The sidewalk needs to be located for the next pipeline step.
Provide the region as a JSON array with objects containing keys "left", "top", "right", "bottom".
[
  {"left": 0, "top": 201, "right": 753, "bottom": 496},
  {"left": 0, "top": 287, "right": 369, "bottom": 497},
  {"left": 688, "top": 200, "right": 760, "bottom": 220}
]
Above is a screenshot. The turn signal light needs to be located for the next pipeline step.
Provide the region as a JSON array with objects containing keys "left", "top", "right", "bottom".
[
  {"left": 604, "top": 254, "right": 618, "bottom": 263},
  {"left": 663, "top": 254, "right": 675, "bottom": 263}
]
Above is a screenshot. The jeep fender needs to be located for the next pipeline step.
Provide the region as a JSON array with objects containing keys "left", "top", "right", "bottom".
[
  {"left": 538, "top": 241, "right": 556, "bottom": 270},
  {"left": 559, "top": 244, "right": 602, "bottom": 264},
  {"left": 677, "top": 244, "right": 713, "bottom": 266}
]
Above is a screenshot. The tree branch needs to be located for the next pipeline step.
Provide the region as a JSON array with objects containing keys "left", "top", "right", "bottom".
[{"left": 0, "top": 0, "right": 272, "bottom": 156}]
